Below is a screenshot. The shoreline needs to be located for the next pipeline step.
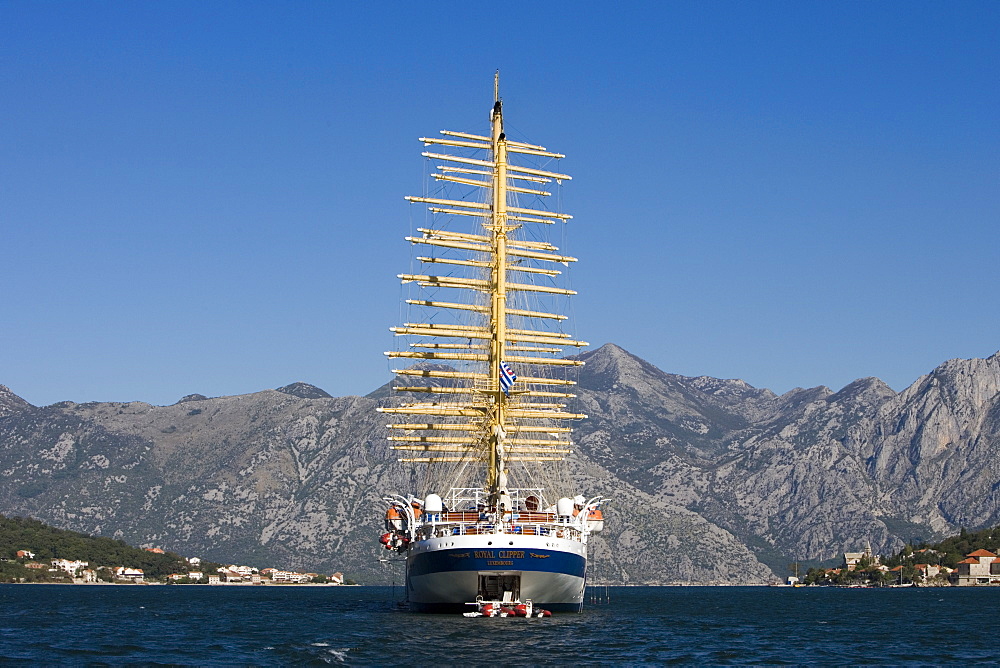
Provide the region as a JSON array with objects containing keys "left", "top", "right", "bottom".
[{"left": 1, "top": 580, "right": 356, "bottom": 586}]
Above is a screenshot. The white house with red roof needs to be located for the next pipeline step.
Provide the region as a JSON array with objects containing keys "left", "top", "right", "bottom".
[{"left": 955, "top": 549, "right": 998, "bottom": 585}]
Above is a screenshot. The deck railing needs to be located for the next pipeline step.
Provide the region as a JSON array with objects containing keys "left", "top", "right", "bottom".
[
  {"left": 383, "top": 490, "right": 605, "bottom": 545},
  {"left": 417, "top": 511, "right": 585, "bottom": 541}
]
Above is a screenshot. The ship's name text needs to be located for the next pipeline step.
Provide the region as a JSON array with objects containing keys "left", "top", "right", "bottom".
[{"left": 474, "top": 550, "right": 526, "bottom": 559}]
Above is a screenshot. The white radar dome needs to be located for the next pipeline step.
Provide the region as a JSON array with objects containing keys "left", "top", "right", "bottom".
[{"left": 424, "top": 493, "right": 443, "bottom": 513}]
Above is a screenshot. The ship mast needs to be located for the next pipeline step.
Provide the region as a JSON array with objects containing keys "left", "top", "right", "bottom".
[
  {"left": 488, "top": 73, "right": 510, "bottom": 506},
  {"left": 380, "top": 74, "right": 588, "bottom": 512}
]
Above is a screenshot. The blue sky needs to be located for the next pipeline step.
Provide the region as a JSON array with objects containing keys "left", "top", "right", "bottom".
[{"left": 2, "top": 1, "right": 997, "bottom": 406}]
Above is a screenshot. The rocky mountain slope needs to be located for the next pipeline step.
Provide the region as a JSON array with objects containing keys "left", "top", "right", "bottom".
[{"left": 1, "top": 345, "right": 998, "bottom": 582}]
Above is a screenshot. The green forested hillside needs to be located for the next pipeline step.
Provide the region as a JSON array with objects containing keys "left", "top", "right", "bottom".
[
  {"left": 0, "top": 514, "right": 188, "bottom": 579},
  {"left": 891, "top": 526, "right": 1000, "bottom": 569}
]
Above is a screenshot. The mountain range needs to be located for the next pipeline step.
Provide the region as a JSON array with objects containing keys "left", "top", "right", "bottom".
[{"left": 2, "top": 344, "right": 998, "bottom": 584}]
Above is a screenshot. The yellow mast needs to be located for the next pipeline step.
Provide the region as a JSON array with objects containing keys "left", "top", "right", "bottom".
[{"left": 488, "top": 72, "right": 510, "bottom": 504}]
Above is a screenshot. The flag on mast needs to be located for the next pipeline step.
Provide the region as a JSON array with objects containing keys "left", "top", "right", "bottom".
[{"left": 499, "top": 361, "right": 517, "bottom": 396}]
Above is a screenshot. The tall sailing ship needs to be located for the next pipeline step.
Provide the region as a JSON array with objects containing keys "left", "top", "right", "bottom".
[{"left": 378, "top": 76, "right": 605, "bottom": 613}]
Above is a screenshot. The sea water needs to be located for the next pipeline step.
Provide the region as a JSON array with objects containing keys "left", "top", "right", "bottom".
[{"left": 1, "top": 584, "right": 997, "bottom": 664}]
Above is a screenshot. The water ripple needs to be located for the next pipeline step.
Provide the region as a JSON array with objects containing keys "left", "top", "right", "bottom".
[{"left": 2, "top": 584, "right": 999, "bottom": 664}]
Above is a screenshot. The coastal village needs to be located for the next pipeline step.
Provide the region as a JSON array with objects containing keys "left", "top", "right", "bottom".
[
  {"left": 22, "top": 544, "right": 1000, "bottom": 587},
  {"left": 9, "top": 547, "right": 346, "bottom": 585},
  {"left": 796, "top": 543, "right": 1000, "bottom": 587}
]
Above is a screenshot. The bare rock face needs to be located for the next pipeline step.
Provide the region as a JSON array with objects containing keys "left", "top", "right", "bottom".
[
  {"left": 569, "top": 346, "right": 1000, "bottom": 574},
  {"left": 0, "top": 388, "right": 397, "bottom": 581},
  {"left": 864, "top": 352, "right": 1000, "bottom": 532},
  {"left": 0, "top": 385, "right": 33, "bottom": 417},
  {"left": 1, "top": 347, "right": 999, "bottom": 583}
]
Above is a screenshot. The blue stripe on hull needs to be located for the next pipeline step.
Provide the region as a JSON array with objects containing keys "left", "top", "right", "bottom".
[{"left": 409, "top": 547, "right": 586, "bottom": 578}]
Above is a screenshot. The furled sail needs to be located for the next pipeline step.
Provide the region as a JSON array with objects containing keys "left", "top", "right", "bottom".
[{"left": 379, "top": 83, "right": 586, "bottom": 501}]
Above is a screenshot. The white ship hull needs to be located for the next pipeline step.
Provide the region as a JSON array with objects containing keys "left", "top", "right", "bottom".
[{"left": 405, "top": 533, "right": 587, "bottom": 613}]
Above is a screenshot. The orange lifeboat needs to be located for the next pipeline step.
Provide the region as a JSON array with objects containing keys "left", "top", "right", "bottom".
[
  {"left": 586, "top": 507, "right": 604, "bottom": 533},
  {"left": 385, "top": 506, "right": 403, "bottom": 531}
]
